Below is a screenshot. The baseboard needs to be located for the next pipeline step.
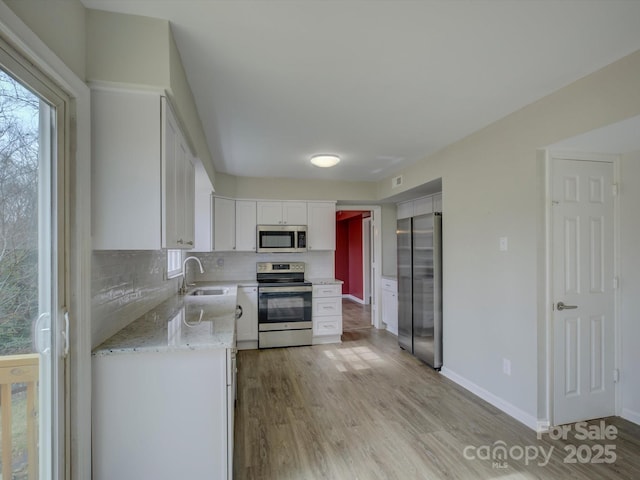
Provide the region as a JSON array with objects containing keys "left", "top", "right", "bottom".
[
  {"left": 440, "top": 367, "right": 539, "bottom": 431},
  {"left": 621, "top": 408, "right": 640, "bottom": 426},
  {"left": 312, "top": 335, "right": 341, "bottom": 345},
  {"left": 237, "top": 340, "right": 258, "bottom": 351},
  {"left": 342, "top": 294, "right": 365, "bottom": 304}
]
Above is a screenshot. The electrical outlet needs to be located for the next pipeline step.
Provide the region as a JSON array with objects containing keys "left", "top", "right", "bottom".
[
  {"left": 216, "top": 257, "right": 224, "bottom": 268},
  {"left": 503, "top": 358, "right": 511, "bottom": 376}
]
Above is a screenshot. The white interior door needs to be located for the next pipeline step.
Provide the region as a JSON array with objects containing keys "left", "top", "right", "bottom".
[{"left": 552, "top": 157, "right": 615, "bottom": 425}]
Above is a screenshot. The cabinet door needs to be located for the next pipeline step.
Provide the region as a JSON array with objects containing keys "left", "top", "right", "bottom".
[
  {"left": 237, "top": 286, "right": 258, "bottom": 342},
  {"left": 282, "top": 202, "right": 307, "bottom": 224},
  {"left": 213, "top": 197, "right": 236, "bottom": 251},
  {"left": 397, "top": 201, "right": 413, "bottom": 220},
  {"left": 256, "top": 201, "right": 283, "bottom": 224},
  {"left": 175, "top": 139, "right": 189, "bottom": 247},
  {"left": 93, "top": 89, "right": 162, "bottom": 250},
  {"left": 182, "top": 153, "right": 196, "bottom": 247},
  {"left": 307, "top": 202, "right": 335, "bottom": 250},
  {"left": 413, "top": 196, "right": 433, "bottom": 216},
  {"left": 433, "top": 193, "right": 442, "bottom": 212},
  {"left": 382, "top": 289, "right": 398, "bottom": 336},
  {"left": 235, "top": 201, "right": 257, "bottom": 251},
  {"left": 162, "top": 98, "right": 181, "bottom": 249},
  {"left": 162, "top": 97, "right": 195, "bottom": 249}
]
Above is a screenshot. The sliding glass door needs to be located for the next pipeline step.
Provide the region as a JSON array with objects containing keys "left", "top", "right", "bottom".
[{"left": 0, "top": 40, "right": 68, "bottom": 480}]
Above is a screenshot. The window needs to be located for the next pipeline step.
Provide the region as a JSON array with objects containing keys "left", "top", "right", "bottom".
[{"left": 167, "top": 249, "right": 183, "bottom": 279}]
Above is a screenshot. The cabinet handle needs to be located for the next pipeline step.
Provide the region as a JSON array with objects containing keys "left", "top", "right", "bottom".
[
  {"left": 177, "top": 239, "right": 184, "bottom": 244},
  {"left": 186, "top": 241, "right": 193, "bottom": 246}
]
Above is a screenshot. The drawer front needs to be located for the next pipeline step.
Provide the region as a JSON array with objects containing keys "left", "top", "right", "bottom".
[
  {"left": 313, "top": 316, "right": 342, "bottom": 336},
  {"left": 382, "top": 279, "right": 397, "bottom": 291},
  {"left": 313, "top": 297, "right": 342, "bottom": 316},
  {"left": 313, "top": 284, "right": 342, "bottom": 297}
]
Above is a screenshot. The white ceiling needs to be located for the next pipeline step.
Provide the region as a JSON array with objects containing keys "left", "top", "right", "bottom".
[{"left": 80, "top": 0, "right": 640, "bottom": 182}]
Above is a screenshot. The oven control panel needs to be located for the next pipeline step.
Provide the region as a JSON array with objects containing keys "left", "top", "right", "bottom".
[{"left": 257, "top": 262, "right": 305, "bottom": 274}]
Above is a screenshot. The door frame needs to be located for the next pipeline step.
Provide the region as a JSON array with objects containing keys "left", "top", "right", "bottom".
[
  {"left": 542, "top": 150, "right": 621, "bottom": 427},
  {"left": 362, "top": 216, "right": 372, "bottom": 306},
  {"left": 0, "top": 5, "right": 92, "bottom": 479},
  {"left": 336, "top": 205, "right": 382, "bottom": 329}
]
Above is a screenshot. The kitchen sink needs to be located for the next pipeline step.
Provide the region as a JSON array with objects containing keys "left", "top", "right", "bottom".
[{"left": 188, "top": 288, "right": 229, "bottom": 296}]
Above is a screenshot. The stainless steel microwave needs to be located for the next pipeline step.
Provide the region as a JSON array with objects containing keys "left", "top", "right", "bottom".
[{"left": 256, "top": 225, "right": 307, "bottom": 253}]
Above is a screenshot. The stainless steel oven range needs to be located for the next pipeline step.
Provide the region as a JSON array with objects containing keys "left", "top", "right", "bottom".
[{"left": 257, "top": 262, "right": 312, "bottom": 349}]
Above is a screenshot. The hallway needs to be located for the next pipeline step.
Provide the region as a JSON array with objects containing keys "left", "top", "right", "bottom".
[
  {"left": 233, "top": 329, "right": 640, "bottom": 479},
  {"left": 341, "top": 299, "right": 371, "bottom": 332}
]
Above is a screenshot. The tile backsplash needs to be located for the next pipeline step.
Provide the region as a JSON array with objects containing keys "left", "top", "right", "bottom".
[
  {"left": 92, "top": 250, "right": 179, "bottom": 347},
  {"left": 192, "top": 251, "right": 335, "bottom": 282}
]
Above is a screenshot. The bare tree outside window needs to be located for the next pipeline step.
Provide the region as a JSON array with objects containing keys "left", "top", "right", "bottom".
[{"left": 0, "top": 70, "right": 39, "bottom": 355}]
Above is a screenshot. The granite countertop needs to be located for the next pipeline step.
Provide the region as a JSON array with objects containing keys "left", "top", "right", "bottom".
[
  {"left": 198, "top": 279, "right": 257, "bottom": 287},
  {"left": 308, "top": 278, "right": 344, "bottom": 285},
  {"left": 93, "top": 284, "right": 239, "bottom": 356}
]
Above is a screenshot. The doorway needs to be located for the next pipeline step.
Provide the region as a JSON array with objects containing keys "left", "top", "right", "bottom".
[
  {"left": 335, "top": 206, "right": 383, "bottom": 330},
  {"left": 547, "top": 153, "right": 616, "bottom": 426}
]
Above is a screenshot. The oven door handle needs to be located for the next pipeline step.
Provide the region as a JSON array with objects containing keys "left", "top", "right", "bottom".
[{"left": 259, "top": 286, "right": 313, "bottom": 293}]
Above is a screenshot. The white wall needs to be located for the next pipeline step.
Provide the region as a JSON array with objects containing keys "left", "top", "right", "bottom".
[
  {"left": 5, "top": 0, "right": 86, "bottom": 79},
  {"left": 375, "top": 49, "right": 640, "bottom": 426},
  {"left": 620, "top": 150, "right": 640, "bottom": 424},
  {"left": 381, "top": 203, "right": 397, "bottom": 277}
]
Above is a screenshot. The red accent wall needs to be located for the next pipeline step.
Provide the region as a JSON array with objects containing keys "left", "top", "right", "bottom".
[
  {"left": 335, "top": 213, "right": 364, "bottom": 301},
  {"left": 335, "top": 221, "right": 350, "bottom": 293}
]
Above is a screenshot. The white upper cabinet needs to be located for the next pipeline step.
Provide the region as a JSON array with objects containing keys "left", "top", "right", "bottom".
[
  {"left": 396, "top": 201, "right": 413, "bottom": 220},
  {"left": 162, "top": 98, "right": 196, "bottom": 249},
  {"left": 235, "top": 200, "right": 257, "bottom": 252},
  {"left": 307, "top": 202, "right": 336, "bottom": 251},
  {"left": 433, "top": 193, "right": 443, "bottom": 212},
  {"left": 413, "top": 196, "right": 433, "bottom": 217},
  {"left": 396, "top": 193, "right": 442, "bottom": 220},
  {"left": 257, "top": 201, "right": 307, "bottom": 225},
  {"left": 92, "top": 88, "right": 195, "bottom": 250},
  {"left": 212, "top": 197, "right": 236, "bottom": 251}
]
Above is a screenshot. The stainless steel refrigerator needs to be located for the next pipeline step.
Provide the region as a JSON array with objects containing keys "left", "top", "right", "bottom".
[{"left": 397, "top": 212, "right": 442, "bottom": 369}]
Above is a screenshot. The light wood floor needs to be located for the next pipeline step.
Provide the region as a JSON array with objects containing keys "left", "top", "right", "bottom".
[
  {"left": 234, "top": 329, "right": 640, "bottom": 479},
  {"left": 342, "top": 299, "right": 372, "bottom": 332}
]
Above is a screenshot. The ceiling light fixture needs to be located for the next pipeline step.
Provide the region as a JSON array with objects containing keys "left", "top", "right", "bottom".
[{"left": 310, "top": 154, "right": 340, "bottom": 168}]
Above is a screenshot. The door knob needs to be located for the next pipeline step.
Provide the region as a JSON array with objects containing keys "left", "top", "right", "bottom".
[{"left": 557, "top": 301, "right": 578, "bottom": 311}]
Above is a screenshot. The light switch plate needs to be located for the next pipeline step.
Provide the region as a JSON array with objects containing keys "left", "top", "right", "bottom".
[{"left": 499, "top": 236, "right": 508, "bottom": 252}]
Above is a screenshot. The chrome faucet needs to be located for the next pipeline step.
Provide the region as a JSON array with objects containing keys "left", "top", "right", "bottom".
[{"left": 179, "top": 256, "right": 204, "bottom": 294}]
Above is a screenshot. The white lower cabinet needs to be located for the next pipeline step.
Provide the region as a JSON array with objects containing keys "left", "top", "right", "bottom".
[
  {"left": 382, "top": 278, "right": 398, "bottom": 335},
  {"left": 92, "top": 348, "right": 234, "bottom": 480},
  {"left": 236, "top": 286, "right": 258, "bottom": 349},
  {"left": 312, "top": 284, "right": 343, "bottom": 344}
]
